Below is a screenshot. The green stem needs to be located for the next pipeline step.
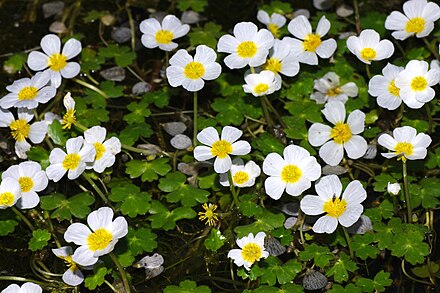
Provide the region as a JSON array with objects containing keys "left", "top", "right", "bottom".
[
  {"left": 402, "top": 160, "right": 412, "bottom": 222},
  {"left": 0, "top": 276, "right": 47, "bottom": 286},
  {"left": 82, "top": 173, "right": 109, "bottom": 204},
  {"left": 227, "top": 171, "right": 239, "bottom": 208},
  {"left": 249, "top": 66, "right": 255, "bottom": 74},
  {"left": 262, "top": 95, "right": 286, "bottom": 128},
  {"left": 353, "top": 0, "right": 361, "bottom": 33},
  {"left": 425, "top": 103, "right": 433, "bottom": 135},
  {"left": 193, "top": 91, "right": 198, "bottom": 146},
  {"left": 11, "top": 206, "right": 35, "bottom": 231},
  {"left": 365, "top": 64, "right": 372, "bottom": 79},
  {"left": 104, "top": 279, "right": 118, "bottom": 293},
  {"left": 260, "top": 95, "right": 273, "bottom": 129},
  {"left": 401, "top": 259, "right": 434, "bottom": 286},
  {"left": 422, "top": 37, "right": 440, "bottom": 61},
  {"left": 391, "top": 192, "right": 400, "bottom": 218},
  {"left": 125, "top": 3, "right": 136, "bottom": 53},
  {"left": 72, "top": 78, "right": 108, "bottom": 99},
  {"left": 109, "top": 252, "right": 131, "bottom": 293},
  {"left": 342, "top": 226, "right": 354, "bottom": 259}
]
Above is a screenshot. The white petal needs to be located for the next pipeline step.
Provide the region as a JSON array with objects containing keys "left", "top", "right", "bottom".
[
  {"left": 62, "top": 268, "right": 84, "bottom": 286},
  {"left": 263, "top": 153, "right": 285, "bottom": 176},
  {"left": 45, "top": 164, "right": 66, "bottom": 182},
  {"left": 287, "top": 16, "right": 312, "bottom": 39},
  {"left": 316, "top": 39, "right": 337, "bottom": 58},
  {"left": 197, "top": 127, "right": 219, "bottom": 146},
  {"left": 64, "top": 223, "right": 91, "bottom": 245},
  {"left": 338, "top": 204, "right": 363, "bottom": 227},
  {"left": 60, "top": 62, "right": 80, "bottom": 79},
  {"left": 166, "top": 66, "right": 185, "bottom": 87},
  {"left": 28, "top": 121, "right": 47, "bottom": 143},
  {"left": 41, "top": 34, "right": 61, "bottom": 55},
  {"left": 66, "top": 137, "right": 84, "bottom": 154},
  {"left": 230, "top": 141, "right": 251, "bottom": 155},
  {"left": 62, "top": 38, "right": 82, "bottom": 59},
  {"left": 312, "top": 215, "right": 338, "bottom": 233},
  {"left": 374, "top": 40, "right": 394, "bottom": 61},
  {"left": 300, "top": 195, "right": 325, "bottom": 215},
  {"left": 316, "top": 174, "right": 342, "bottom": 200},
  {"left": 344, "top": 135, "right": 368, "bottom": 159},
  {"left": 193, "top": 146, "right": 214, "bottom": 161},
  {"left": 16, "top": 191, "right": 40, "bottom": 209},
  {"left": 214, "top": 156, "right": 232, "bottom": 173},
  {"left": 319, "top": 140, "right": 344, "bottom": 166},
  {"left": 394, "top": 126, "right": 416, "bottom": 142},
  {"left": 308, "top": 123, "right": 332, "bottom": 146},
  {"left": 88, "top": 207, "right": 114, "bottom": 231},
  {"left": 52, "top": 246, "right": 73, "bottom": 258},
  {"left": 347, "top": 110, "right": 365, "bottom": 134},
  {"left": 221, "top": 126, "right": 242, "bottom": 143},
  {"left": 378, "top": 133, "right": 397, "bottom": 151},
  {"left": 27, "top": 51, "right": 49, "bottom": 71},
  {"left": 233, "top": 22, "right": 258, "bottom": 41},
  {"left": 140, "top": 18, "right": 161, "bottom": 34},
  {"left": 111, "top": 216, "right": 128, "bottom": 239},
  {"left": 285, "top": 178, "right": 311, "bottom": 196},
  {"left": 322, "top": 101, "right": 346, "bottom": 125},
  {"left": 217, "top": 35, "right": 240, "bottom": 54},
  {"left": 316, "top": 16, "right": 331, "bottom": 36},
  {"left": 283, "top": 144, "right": 310, "bottom": 164},
  {"left": 72, "top": 245, "right": 98, "bottom": 266},
  {"left": 203, "top": 63, "right": 222, "bottom": 80},
  {"left": 182, "top": 78, "right": 204, "bottom": 92},
  {"left": 265, "top": 176, "right": 286, "bottom": 200},
  {"left": 342, "top": 180, "right": 367, "bottom": 205}
]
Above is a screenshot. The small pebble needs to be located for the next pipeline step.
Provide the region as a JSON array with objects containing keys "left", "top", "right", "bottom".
[
  {"left": 111, "top": 27, "right": 132, "bottom": 43},
  {"left": 136, "top": 144, "right": 163, "bottom": 156},
  {"left": 181, "top": 10, "right": 206, "bottom": 24},
  {"left": 347, "top": 215, "right": 373, "bottom": 234},
  {"left": 163, "top": 122, "right": 187, "bottom": 136},
  {"left": 100, "top": 66, "right": 125, "bottom": 81},
  {"left": 132, "top": 82, "right": 151, "bottom": 95},
  {"left": 322, "top": 165, "right": 347, "bottom": 176},
  {"left": 336, "top": 4, "right": 354, "bottom": 17},
  {"left": 42, "top": 1, "right": 64, "bottom": 18},
  {"left": 170, "top": 134, "right": 192, "bottom": 150},
  {"left": 49, "top": 21, "right": 67, "bottom": 34}
]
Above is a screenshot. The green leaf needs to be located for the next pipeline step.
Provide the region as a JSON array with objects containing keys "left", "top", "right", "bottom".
[
  {"left": 418, "top": 178, "right": 440, "bottom": 209},
  {"left": 412, "top": 262, "right": 440, "bottom": 278},
  {"left": 117, "top": 250, "right": 136, "bottom": 267},
  {"left": 260, "top": 1, "right": 292, "bottom": 15},
  {"left": 326, "top": 253, "right": 358, "bottom": 283},
  {"left": 426, "top": 148, "right": 440, "bottom": 169},
  {"left": 27, "top": 147, "right": 50, "bottom": 169},
  {"left": 119, "top": 123, "right": 153, "bottom": 145},
  {"left": 142, "top": 90, "right": 169, "bottom": 108},
  {"left": 109, "top": 184, "right": 151, "bottom": 217},
  {"left": 164, "top": 280, "right": 211, "bottom": 293},
  {"left": 299, "top": 243, "right": 333, "bottom": 268},
  {"left": 238, "top": 193, "right": 263, "bottom": 217},
  {"left": 29, "top": 229, "right": 51, "bottom": 251},
  {"left": 351, "top": 233, "right": 380, "bottom": 260},
  {"left": 328, "top": 283, "right": 362, "bottom": 293},
  {"left": 364, "top": 199, "right": 394, "bottom": 223},
  {"left": 124, "top": 100, "right": 152, "bottom": 124},
  {"left": 100, "top": 81, "right": 124, "bottom": 98},
  {"left": 390, "top": 225, "right": 430, "bottom": 265},
  {"left": 47, "top": 120, "right": 68, "bottom": 146},
  {"left": 234, "top": 210, "right": 285, "bottom": 238},
  {"left": 83, "top": 10, "right": 105, "bottom": 22},
  {"left": 98, "top": 45, "right": 136, "bottom": 67},
  {"left": 127, "top": 227, "right": 157, "bottom": 256},
  {"left": 148, "top": 200, "right": 197, "bottom": 231},
  {"left": 80, "top": 48, "right": 105, "bottom": 72},
  {"left": 40, "top": 192, "right": 95, "bottom": 220},
  {"left": 360, "top": 11, "right": 387, "bottom": 35},
  {"left": 84, "top": 267, "right": 108, "bottom": 290},
  {"left": 3, "top": 53, "right": 27, "bottom": 74},
  {"left": 159, "top": 172, "right": 209, "bottom": 207},
  {"left": 204, "top": 228, "right": 226, "bottom": 252},
  {"left": 260, "top": 257, "right": 302, "bottom": 286},
  {"left": 188, "top": 22, "right": 223, "bottom": 48},
  {"left": 251, "top": 133, "right": 285, "bottom": 156},
  {"left": 357, "top": 271, "right": 392, "bottom": 292},
  {"left": 176, "top": 0, "right": 208, "bottom": 12},
  {"left": 125, "top": 158, "right": 171, "bottom": 182},
  {"left": 272, "top": 227, "right": 294, "bottom": 246},
  {"left": 211, "top": 92, "right": 261, "bottom": 126},
  {"left": 0, "top": 220, "right": 19, "bottom": 236}
]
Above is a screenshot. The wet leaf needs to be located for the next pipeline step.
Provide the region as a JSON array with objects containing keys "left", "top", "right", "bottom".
[
  {"left": 159, "top": 172, "right": 209, "bottom": 207},
  {"left": 260, "top": 257, "right": 302, "bottom": 286},
  {"left": 84, "top": 267, "right": 108, "bottom": 290},
  {"left": 125, "top": 158, "right": 171, "bottom": 182},
  {"left": 204, "top": 228, "right": 226, "bottom": 252},
  {"left": 29, "top": 229, "right": 51, "bottom": 251},
  {"left": 109, "top": 183, "right": 151, "bottom": 217},
  {"left": 299, "top": 243, "right": 333, "bottom": 268},
  {"left": 148, "top": 200, "right": 197, "bottom": 231},
  {"left": 47, "top": 119, "right": 67, "bottom": 146},
  {"left": 326, "top": 253, "right": 358, "bottom": 283},
  {"left": 164, "top": 280, "right": 211, "bottom": 293},
  {"left": 40, "top": 192, "right": 95, "bottom": 220},
  {"left": 127, "top": 227, "right": 157, "bottom": 256}
]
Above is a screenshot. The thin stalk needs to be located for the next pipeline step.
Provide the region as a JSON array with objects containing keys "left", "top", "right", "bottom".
[
  {"left": 391, "top": 193, "right": 400, "bottom": 218},
  {"left": 342, "top": 226, "right": 354, "bottom": 259},
  {"left": 125, "top": 3, "right": 136, "bottom": 52},
  {"left": 353, "top": 0, "right": 361, "bottom": 33},
  {"left": 260, "top": 95, "right": 274, "bottom": 129},
  {"left": 401, "top": 259, "right": 434, "bottom": 286},
  {"left": 422, "top": 37, "right": 440, "bottom": 61},
  {"left": 425, "top": 103, "right": 433, "bottom": 134},
  {"left": 82, "top": 173, "right": 109, "bottom": 204},
  {"left": 0, "top": 276, "right": 46, "bottom": 285},
  {"left": 262, "top": 95, "right": 286, "bottom": 128},
  {"left": 402, "top": 160, "right": 412, "bottom": 222},
  {"left": 227, "top": 171, "right": 239, "bottom": 207},
  {"left": 104, "top": 279, "right": 118, "bottom": 293},
  {"left": 193, "top": 91, "right": 198, "bottom": 146},
  {"left": 72, "top": 78, "right": 108, "bottom": 99},
  {"left": 11, "top": 206, "right": 35, "bottom": 231},
  {"left": 109, "top": 252, "right": 131, "bottom": 293},
  {"left": 365, "top": 64, "right": 372, "bottom": 79}
]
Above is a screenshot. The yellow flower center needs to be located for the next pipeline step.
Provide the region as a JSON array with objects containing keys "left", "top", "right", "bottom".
[
  {"left": 48, "top": 53, "right": 67, "bottom": 71},
  {"left": 327, "top": 87, "right": 342, "bottom": 97},
  {"left": 241, "top": 242, "right": 263, "bottom": 264},
  {"left": 394, "top": 142, "right": 414, "bottom": 160},
  {"left": 303, "top": 34, "right": 322, "bottom": 52},
  {"left": 0, "top": 192, "right": 14, "bottom": 206},
  {"left": 198, "top": 203, "right": 219, "bottom": 226},
  {"left": 155, "top": 30, "right": 174, "bottom": 44},
  {"left": 388, "top": 80, "right": 400, "bottom": 96},
  {"left": 18, "top": 176, "right": 34, "bottom": 192},
  {"left": 183, "top": 61, "right": 205, "bottom": 80},
  {"left": 94, "top": 142, "right": 106, "bottom": 161},
  {"left": 210, "top": 140, "right": 233, "bottom": 159},
  {"left": 64, "top": 255, "right": 78, "bottom": 272},
  {"left": 280, "top": 164, "right": 302, "bottom": 183},
  {"left": 62, "top": 109, "right": 76, "bottom": 129},
  {"left": 323, "top": 197, "right": 347, "bottom": 218},
  {"left": 237, "top": 41, "right": 257, "bottom": 58},
  {"left": 87, "top": 228, "right": 113, "bottom": 251},
  {"left": 9, "top": 119, "right": 30, "bottom": 142},
  {"left": 267, "top": 23, "right": 280, "bottom": 37},
  {"left": 233, "top": 171, "right": 250, "bottom": 185},
  {"left": 264, "top": 58, "right": 282, "bottom": 73},
  {"left": 254, "top": 83, "right": 269, "bottom": 95},
  {"left": 360, "top": 48, "right": 377, "bottom": 62},
  {"left": 410, "top": 76, "right": 428, "bottom": 91},
  {"left": 18, "top": 86, "right": 38, "bottom": 101},
  {"left": 62, "top": 153, "right": 81, "bottom": 170},
  {"left": 405, "top": 17, "right": 425, "bottom": 34},
  {"left": 330, "top": 123, "right": 352, "bottom": 144}
]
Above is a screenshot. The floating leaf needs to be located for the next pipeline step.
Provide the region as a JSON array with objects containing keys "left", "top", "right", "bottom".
[
  {"left": 164, "top": 280, "right": 211, "bottom": 293},
  {"left": 126, "top": 227, "right": 157, "bottom": 256},
  {"left": 326, "top": 253, "right": 358, "bottom": 283},
  {"left": 148, "top": 200, "right": 197, "bottom": 231},
  {"left": 40, "top": 192, "right": 95, "bottom": 220},
  {"left": 109, "top": 184, "right": 151, "bottom": 217},
  {"left": 85, "top": 267, "right": 108, "bottom": 290},
  {"left": 204, "top": 228, "right": 226, "bottom": 252},
  {"left": 125, "top": 158, "right": 171, "bottom": 182},
  {"left": 159, "top": 172, "right": 209, "bottom": 207},
  {"left": 29, "top": 229, "right": 51, "bottom": 251}
]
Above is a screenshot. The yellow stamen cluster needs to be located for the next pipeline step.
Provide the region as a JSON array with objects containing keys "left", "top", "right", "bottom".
[
  {"left": 210, "top": 140, "right": 233, "bottom": 159},
  {"left": 9, "top": 119, "right": 30, "bottom": 142},
  {"left": 198, "top": 203, "right": 219, "bottom": 226},
  {"left": 155, "top": 30, "right": 174, "bottom": 44},
  {"left": 330, "top": 123, "right": 352, "bottom": 144},
  {"left": 48, "top": 53, "right": 68, "bottom": 71},
  {"left": 241, "top": 242, "right": 263, "bottom": 264},
  {"left": 303, "top": 34, "right": 321, "bottom": 52},
  {"left": 280, "top": 164, "right": 302, "bottom": 183},
  {"left": 323, "top": 197, "right": 347, "bottom": 218},
  {"left": 184, "top": 61, "right": 205, "bottom": 79},
  {"left": 87, "top": 228, "right": 113, "bottom": 251},
  {"left": 237, "top": 41, "right": 257, "bottom": 58}
]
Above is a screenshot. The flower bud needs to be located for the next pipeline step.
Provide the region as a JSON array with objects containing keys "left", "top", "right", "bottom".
[{"left": 387, "top": 182, "right": 401, "bottom": 195}]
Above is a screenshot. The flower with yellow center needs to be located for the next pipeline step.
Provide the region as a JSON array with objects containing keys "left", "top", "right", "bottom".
[
  {"left": 27, "top": 34, "right": 82, "bottom": 88},
  {"left": 61, "top": 92, "right": 76, "bottom": 129},
  {"left": 52, "top": 246, "right": 90, "bottom": 286},
  {"left": 220, "top": 158, "right": 261, "bottom": 188},
  {"left": 1, "top": 282, "right": 42, "bottom": 293},
  {"left": 84, "top": 126, "right": 121, "bottom": 173},
  {"left": 64, "top": 207, "right": 128, "bottom": 266},
  {"left": 369, "top": 63, "right": 405, "bottom": 110},
  {"left": 263, "top": 144, "right": 321, "bottom": 200},
  {"left": 301, "top": 175, "right": 367, "bottom": 233},
  {"left": 385, "top": 0, "right": 440, "bottom": 40},
  {"left": 194, "top": 126, "right": 251, "bottom": 174},
  {"left": 167, "top": 45, "right": 222, "bottom": 92},
  {"left": 243, "top": 70, "right": 279, "bottom": 97},
  {"left": 378, "top": 126, "right": 431, "bottom": 161},
  {"left": 257, "top": 10, "right": 286, "bottom": 38},
  {"left": 262, "top": 39, "right": 300, "bottom": 81},
  {"left": 46, "top": 136, "right": 96, "bottom": 182},
  {"left": 198, "top": 203, "right": 219, "bottom": 226},
  {"left": 218, "top": 22, "right": 274, "bottom": 69},
  {"left": 140, "top": 15, "right": 190, "bottom": 52},
  {"left": 0, "top": 178, "right": 22, "bottom": 210},
  {"left": 346, "top": 29, "right": 394, "bottom": 64},
  {"left": 228, "top": 232, "right": 269, "bottom": 270},
  {"left": 285, "top": 15, "right": 337, "bottom": 65},
  {"left": 308, "top": 101, "right": 368, "bottom": 166},
  {"left": 311, "top": 72, "right": 358, "bottom": 104},
  {"left": 2, "top": 161, "right": 48, "bottom": 209}
]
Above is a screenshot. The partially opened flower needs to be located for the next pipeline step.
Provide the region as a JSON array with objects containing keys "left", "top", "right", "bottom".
[
  {"left": 0, "top": 177, "right": 22, "bottom": 210},
  {"left": 285, "top": 15, "right": 337, "bottom": 65},
  {"left": 217, "top": 22, "right": 274, "bottom": 69},
  {"left": 64, "top": 207, "right": 128, "bottom": 266},
  {"left": 140, "top": 15, "right": 190, "bottom": 51},
  {"left": 227, "top": 232, "right": 269, "bottom": 270},
  {"left": 243, "top": 70, "right": 279, "bottom": 97},
  {"left": 300, "top": 175, "right": 367, "bottom": 233},
  {"left": 385, "top": 0, "right": 440, "bottom": 40},
  {"left": 27, "top": 34, "right": 81, "bottom": 88},
  {"left": 0, "top": 108, "right": 47, "bottom": 159},
  {"left": 346, "top": 29, "right": 394, "bottom": 64},
  {"left": 166, "top": 45, "right": 222, "bottom": 92},
  {"left": 219, "top": 158, "right": 261, "bottom": 187},
  {"left": 84, "top": 126, "right": 121, "bottom": 173},
  {"left": 1, "top": 282, "right": 42, "bottom": 293},
  {"left": 262, "top": 39, "right": 300, "bottom": 78},
  {"left": 263, "top": 144, "right": 321, "bottom": 200},
  {"left": 308, "top": 101, "right": 368, "bottom": 166},
  {"left": 378, "top": 126, "right": 431, "bottom": 161},
  {"left": 62, "top": 92, "right": 76, "bottom": 129},
  {"left": 394, "top": 60, "right": 440, "bottom": 109},
  {"left": 194, "top": 126, "right": 251, "bottom": 173},
  {"left": 257, "top": 10, "right": 286, "bottom": 38},
  {"left": 2, "top": 161, "right": 48, "bottom": 209},
  {"left": 311, "top": 72, "right": 358, "bottom": 104},
  {"left": 368, "top": 63, "right": 404, "bottom": 110},
  {"left": 52, "top": 246, "right": 92, "bottom": 286},
  {"left": 45, "top": 136, "right": 96, "bottom": 182},
  {"left": 0, "top": 71, "right": 56, "bottom": 109}
]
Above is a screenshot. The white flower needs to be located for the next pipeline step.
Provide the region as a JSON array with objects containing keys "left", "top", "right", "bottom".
[
  {"left": 0, "top": 178, "right": 22, "bottom": 209},
  {"left": 385, "top": 0, "right": 440, "bottom": 40},
  {"left": 61, "top": 92, "right": 76, "bottom": 129},
  {"left": 263, "top": 144, "right": 321, "bottom": 200},
  {"left": 243, "top": 70, "right": 279, "bottom": 97},
  {"left": 311, "top": 72, "right": 358, "bottom": 104},
  {"left": 219, "top": 158, "right": 261, "bottom": 187},
  {"left": 431, "top": 58, "right": 440, "bottom": 85},
  {"left": 284, "top": 15, "right": 337, "bottom": 65},
  {"left": 262, "top": 39, "right": 300, "bottom": 78},
  {"left": 27, "top": 34, "right": 82, "bottom": 88},
  {"left": 308, "top": 101, "right": 368, "bottom": 166},
  {"left": 194, "top": 126, "right": 251, "bottom": 173},
  {"left": 52, "top": 246, "right": 92, "bottom": 286},
  {"left": 257, "top": 10, "right": 286, "bottom": 38},
  {"left": 45, "top": 136, "right": 96, "bottom": 182},
  {"left": 84, "top": 126, "right": 121, "bottom": 173},
  {"left": 300, "top": 175, "right": 367, "bottom": 234},
  {"left": 2, "top": 161, "right": 48, "bottom": 209},
  {"left": 217, "top": 22, "right": 274, "bottom": 69},
  {"left": 394, "top": 60, "right": 440, "bottom": 109},
  {"left": 0, "top": 71, "right": 56, "bottom": 109},
  {"left": 387, "top": 182, "right": 401, "bottom": 195},
  {"left": 346, "top": 29, "right": 394, "bottom": 64},
  {"left": 0, "top": 108, "right": 47, "bottom": 159},
  {"left": 166, "top": 45, "right": 222, "bottom": 92},
  {"left": 227, "top": 232, "right": 269, "bottom": 270},
  {"left": 1, "top": 282, "right": 42, "bottom": 293},
  {"left": 378, "top": 126, "right": 431, "bottom": 161},
  {"left": 64, "top": 207, "right": 128, "bottom": 266},
  {"left": 368, "top": 63, "right": 404, "bottom": 110},
  {"left": 140, "top": 15, "right": 190, "bottom": 51}
]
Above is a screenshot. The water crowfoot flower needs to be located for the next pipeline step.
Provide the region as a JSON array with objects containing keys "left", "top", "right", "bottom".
[
  {"left": 227, "top": 232, "right": 269, "bottom": 270},
  {"left": 84, "top": 126, "right": 121, "bottom": 173},
  {"left": 346, "top": 29, "right": 394, "bottom": 64},
  {"left": 256, "top": 10, "right": 286, "bottom": 38},
  {"left": 387, "top": 182, "right": 401, "bottom": 195},
  {"left": 193, "top": 126, "right": 251, "bottom": 173},
  {"left": 300, "top": 175, "right": 367, "bottom": 233},
  {"left": 243, "top": 70, "right": 279, "bottom": 97},
  {"left": 368, "top": 63, "right": 405, "bottom": 110},
  {"left": 1, "top": 282, "right": 42, "bottom": 293},
  {"left": 52, "top": 246, "right": 91, "bottom": 286},
  {"left": 64, "top": 207, "right": 128, "bottom": 266},
  {"left": 198, "top": 203, "right": 219, "bottom": 226},
  {"left": 62, "top": 92, "right": 76, "bottom": 129},
  {"left": 0, "top": 177, "right": 22, "bottom": 209},
  {"left": 311, "top": 72, "right": 358, "bottom": 104},
  {"left": 263, "top": 144, "right": 321, "bottom": 200},
  {"left": 219, "top": 158, "right": 261, "bottom": 187},
  {"left": 262, "top": 39, "right": 300, "bottom": 78}
]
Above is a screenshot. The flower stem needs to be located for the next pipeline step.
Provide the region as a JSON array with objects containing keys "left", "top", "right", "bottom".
[
  {"left": 422, "top": 37, "right": 440, "bottom": 61},
  {"left": 82, "top": 173, "right": 109, "bottom": 204},
  {"left": 342, "top": 226, "right": 354, "bottom": 259},
  {"left": 425, "top": 103, "right": 433, "bottom": 135},
  {"left": 109, "top": 252, "right": 131, "bottom": 293},
  {"left": 365, "top": 64, "right": 372, "bottom": 79},
  {"left": 11, "top": 206, "right": 35, "bottom": 231},
  {"left": 72, "top": 78, "right": 108, "bottom": 99},
  {"left": 193, "top": 91, "right": 198, "bottom": 147},
  {"left": 401, "top": 259, "right": 434, "bottom": 286},
  {"left": 227, "top": 171, "right": 239, "bottom": 208},
  {"left": 260, "top": 95, "right": 274, "bottom": 129},
  {"left": 402, "top": 160, "right": 412, "bottom": 222}
]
